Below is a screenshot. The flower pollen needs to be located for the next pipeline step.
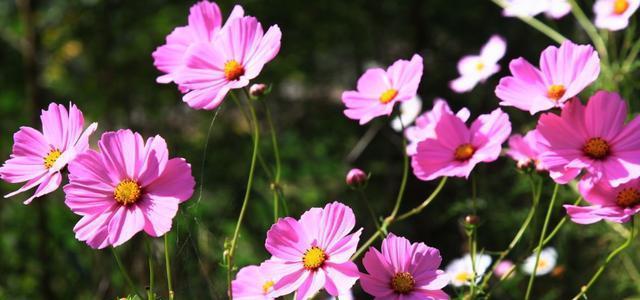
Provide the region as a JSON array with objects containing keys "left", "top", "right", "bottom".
[
  {"left": 224, "top": 60, "right": 245, "bottom": 81},
  {"left": 262, "top": 280, "right": 275, "bottom": 294},
  {"left": 583, "top": 137, "right": 610, "bottom": 160},
  {"left": 114, "top": 179, "right": 142, "bottom": 205},
  {"left": 302, "top": 246, "right": 327, "bottom": 270},
  {"left": 390, "top": 272, "right": 415, "bottom": 294},
  {"left": 546, "top": 84, "right": 566, "bottom": 101},
  {"left": 43, "top": 149, "right": 62, "bottom": 169},
  {"left": 613, "top": 0, "right": 630, "bottom": 15},
  {"left": 616, "top": 188, "right": 640, "bottom": 208},
  {"left": 454, "top": 271, "right": 472, "bottom": 283},
  {"left": 454, "top": 144, "right": 475, "bottom": 161},
  {"left": 379, "top": 89, "right": 399, "bottom": 104},
  {"left": 475, "top": 62, "right": 485, "bottom": 71}
]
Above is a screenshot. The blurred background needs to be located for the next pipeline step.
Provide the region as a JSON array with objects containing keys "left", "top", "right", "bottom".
[{"left": 1, "top": 0, "right": 639, "bottom": 299}]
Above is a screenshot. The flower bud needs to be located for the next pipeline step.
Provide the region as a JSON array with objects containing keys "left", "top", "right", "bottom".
[
  {"left": 464, "top": 214, "right": 480, "bottom": 225},
  {"left": 346, "top": 168, "right": 368, "bottom": 188},
  {"left": 494, "top": 260, "right": 516, "bottom": 279},
  {"left": 249, "top": 83, "right": 268, "bottom": 98}
]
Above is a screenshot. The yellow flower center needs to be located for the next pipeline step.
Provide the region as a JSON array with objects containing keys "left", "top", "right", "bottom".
[
  {"left": 223, "top": 60, "right": 245, "bottom": 81},
  {"left": 613, "top": 0, "right": 629, "bottom": 14},
  {"left": 537, "top": 259, "right": 548, "bottom": 269},
  {"left": 583, "top": 137, "right": 610, "bottom": 160},
  {"left": 616, "top": 188, "right": 640, "bottom": 208},
  {"left": 302, "top": 246, "right": 326, "bottom": 270},
  {"left": 379, "top": 89, "right": 399, "bottom": 104},
  {"left": 390, "top": 272, "right": 415, "bottom": 294},
  {"left": 454, "top": 143, "right": 475, "bottom": 161},
  {"left": 454, "top": 271, "right": 472, "bottom": 283},
  {"left": 114, "top": 179, "right": 142, "bottom": 205},
  {"left": 262, "top": 280, "right": 275, "bottom": 294},
  {"left": 546, "top": 84, "right": 566, "bottom": 101},
  {"left": 475, "top": 62, "right": 485, "bottom": 71},
  {"left": 43, "top": 149, "right": 62, "bottom": 169}
]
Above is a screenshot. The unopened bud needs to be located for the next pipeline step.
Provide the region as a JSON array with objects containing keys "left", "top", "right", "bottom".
[
  {"left": 249, "top": 83, "right": 268, "bottom": 98},
  {"left": 465, "top": 214, "right": 480, "bottom": 225},
  {"left": 494, "top": 260, "right": 515, "bottom": 279},
  {"left": 346, "top": 168, "right": 368, "bottom": 188}
]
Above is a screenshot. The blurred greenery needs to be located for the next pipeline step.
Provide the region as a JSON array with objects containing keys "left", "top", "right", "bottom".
[{"left": 1, "top": 0, "right": 640, "bottom": 299}]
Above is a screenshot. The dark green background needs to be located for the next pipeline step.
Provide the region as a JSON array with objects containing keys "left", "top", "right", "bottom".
[{"left": 1, "top": 0, "right": 639, "bottom": 299}]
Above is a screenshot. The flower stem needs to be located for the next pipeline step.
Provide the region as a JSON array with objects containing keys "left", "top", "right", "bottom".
[
  {"left": 396, "top": 177, "right": 448, "bottom": 221},
  {"left": 479, "top": 175, "right": 542, "bottom": 291},
  {"left": 539, "top": 196, "right": 582, "bottom": 248},
  {"left": 572, "top": 217, "right": 635, "bottom": 300},
  {"left": 164, "top": 234, "right": 174, "bottom": 300},
  {"left": 357, "top": 189, "right": 382, "bottom": 232},
  {"left": 263, "top": 100, "right": 283, "bottom": 222},
  {"left": 146, "top": 240, "right": 155, "bottom": 300},
  {"left": 112, "top": 248, "right": 142, "bottom": 299},
  {"left": 567, "top": 0, "right": 609, "bottom": 63},
  {"left": 524, "top": 183, "right": 560, "bottom": 300},
  {"left": 389, "top": 133, "right": 409, "bottom": 220},
  {"left": 490, "top": 0, "right": 567, "bottom": 44}
]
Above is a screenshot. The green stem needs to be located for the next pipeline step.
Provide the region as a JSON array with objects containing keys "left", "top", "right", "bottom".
[
  {"left": 567, "top": 0, "right": 609, "bottom": 64},
  {"left": 491, "top": 0, "right": 567, "bottom": 44},
  {"left": 263, "top": 101, "right": 283, "bottom": 222},
  {"left": 468, "top": 226, "right": 478, "bottom": 298},
  {"left": 524, "top": 183, "right": 560, "bottom": 300},
  {"left": 539, "top": 196, "right": 583, "bottom": 248},
  {"left": 164, "top": 234, "right": 174, "bottom": 300},
  {"left": 112, "top": 248, "right": 142, "bottom": 299},
  {"left": 389, "top": 134, "right": 409, "bottom": 220},
  {"left": 479, "top": 175, "right": 541, "bottom": 290},
  {"left": 571, "top": 217, "right": 635, "bottom": 300},
  {"left": 622, "top": 38, "right": 640, "bottom": 72},
  {"left": 396, "top": 177, "right": 448, "bottom": 221},
  {"left": 226, "top": 93, "right": 260, "bottom": 298},
  {"left": 146, "top": 240, "right": 155, "bottom": 300},
  {"left": 357, "top": 189, "right": 382, "bottom": 232}
]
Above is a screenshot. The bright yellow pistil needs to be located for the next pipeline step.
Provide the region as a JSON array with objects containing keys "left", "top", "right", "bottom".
[
  {"left": 616, "top": 188, "right": 640, "bottom": 208},
  {"left": 454, "top": 271, "right": 472, "bottom": 283},
  {"left": 262, "top": 280, "right": 275, "bottom": 294},
  {"left": 224, "top": 60, "right": 245, "bottom": 81},
  {"left": 546, "top": 84, "right": 566, "bottom": 101},
  {"left": 537, "top": 259, "right": 548, "bottom": 269},
  {"left": 114, "top": 179, "right": 142, "bottom": 205},
  {"left": 379, "top": 89, "right": 399, "bottom": 104},
  {"left": 475, "top": 62, "right": 485, "bottom": 71},
  {"left": 391, "top": 272, "right": 415, "bottom": 294},
  {"left": 613, "top": 0, "right": 630, "bottom": 15},
  {"left": 302, "top": 246, "right": 326, "bottom": 270},
  {"left": 43, "top": 149, "right": 62, "bottom": 169},
  {"left": 454, "top": 144, "right": 475, "bottom": 161},
  {"left": 583, "top": 137, "right": 610, "bottom": 160}
]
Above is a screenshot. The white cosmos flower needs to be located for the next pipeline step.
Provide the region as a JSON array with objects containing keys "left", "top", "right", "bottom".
[
  {"left": 450, "top": 35, "right": 506, "bottom": 93},
  {"left": 327, "top": 289, "right": 354, "bottom": 300},
  {"left": 503, "top": 0, "right": 571, "bottom": 19},
  {"left": 391, "top": 95, "right": 422, "bottom": 131},
  {"left": 445, "top": 253, "right": 492, "bottom": 287},
  {"left": 522, "top": 247, "right": 558, "bottom": 276}
]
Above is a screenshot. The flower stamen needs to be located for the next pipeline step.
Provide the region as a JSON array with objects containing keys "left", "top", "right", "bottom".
[
  {"left": 43, "top": 149, "right": 62, "bottom": 169},
  {"left": 583, "top": 137, "right": 610, "bottom": 160},
  {"left": 391, "top": 272, "right": 415, "bottom": 294},
  {"left": 475, "top": 62, "right": 485, "bottom": 71},
  {"left": 547, "top": 84, "right": 566, "bottom": 101},
  {"left": 302, "top": 246, "right": 326, "bottom": 270},
  {"left": 454, "top": 144, "right": 475, "bottom": 161},
  {"left": 114, "top": 179, "right": 142, "bottom": 205},
  {"left": 616, "top": 188, "right": 640, "bottom": 208},
  {"left": 379, "top": 89, "right": 399, "bottom": 104},
  {"left": 613, "top": 0, "right": 629, "bottom": 15},
  {"left": 224, "top": 60, "right": 245, "bottom": 81},
  {"left": 262, "top": 280, "right": 275, "bottom": 294}
]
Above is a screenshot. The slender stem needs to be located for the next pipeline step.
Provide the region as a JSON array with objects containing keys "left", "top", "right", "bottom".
[
  {"left": 164, "top": 234, "right": 174, "bottom": 300},
  {"left": 226, "top": 93, "right": 260, "bottom": 298},
  {"left": 357, "top": 189, "right": 381, "bottom": 231},
  {"left": 539, "top": 196, "right": 583, "bottom": 248},
  {"left": 263, "top": 101, "right": 283, "bottom": 222},
  {"left": 479, "top": 175, "right": 542, "bottom": 290},
  {"left": 571, "top": 217, "right": 635, "bottom": 300},
  {"left": 524, "top": 183, "right": 560, "bottom": 300},
  {"left": 146, "top": 240, "right": 155, "bottom": 300},
  {"left": 491, "top": 0, "right": 567, "bottom": 44},
  {"left": 468, "top": 226, "right": 478, "bottom": 298},
  {"left": 622, "top": 37, "right": 640, "bottom": 72},
  {"left": 567, "top": 0, "right": 609, "bottom": 64},
  {"left": 351, "top": 177, "right": 448, "bottom": 260},
  {"left": 396, "top": 177, "right": 448, "bottom": 221},
  {"left": 112, "top": 248, "right": 142, "bottom": 299},
  {"left": 389, "top": 133, "right": 409, "bottom": 220}
]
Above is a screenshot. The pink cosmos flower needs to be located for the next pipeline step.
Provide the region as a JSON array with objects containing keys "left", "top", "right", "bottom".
[
  {"left": 232, "top": 262, "right": 281, "bottom": 299},
  {"left": 360, "top": 234, "right": 449, "bottom": 299},
  {"left": 173, "top": 16, "right": 281, "bottom": 110},
  {"left": 342, "top": 54, "right": 423, "bottom": 125},
  {"left": 536, "top": 91, "right": 640, "bottom": 188},
  {"left": 565, "top": 178, "right": 640, "bottom": 224},
  {"left": 495, "top": 41, "right": 600, "bottom": 115},
  {"left": 411, "top": 108, "right": 511, "bottom": 181},
  {"left": 152, "top": 1, "right": 244, "bottom": 85},
  {"left": 0, "top": 103, "right": 97, "bottom": 204},
  {"left": 506, "top": 130, "right": 546, "bottom": 170},
  {"left": 450, "top": 35, "right": 506, "bottom": 93},
  {"left": 264, "top": 202, "right": 361, "bottom": 300},
  {"left": 594, "top": 0, "right": 639, "bottom": 31},
  {"left": 64, "top": 129, "right": 195, "bottom": 248},
  {"left": 405, "top": 99, "right": 470, "bottom": 156}
]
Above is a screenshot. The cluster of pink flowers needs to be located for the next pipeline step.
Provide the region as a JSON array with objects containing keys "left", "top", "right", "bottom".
[{"left": 0, "top": 103, "right": 196, "bottom": 249}]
